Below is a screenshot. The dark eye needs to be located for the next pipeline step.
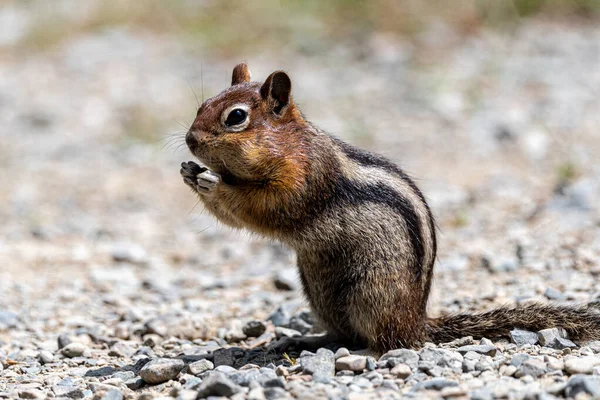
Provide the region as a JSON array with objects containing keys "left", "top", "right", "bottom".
[{"left": 225, "top": 108, "right": 248, "bottom": 127}]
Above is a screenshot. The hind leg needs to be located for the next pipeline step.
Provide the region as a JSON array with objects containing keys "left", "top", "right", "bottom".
[{"left": 348, "top": 288, "right": 427, "bottom": 354}]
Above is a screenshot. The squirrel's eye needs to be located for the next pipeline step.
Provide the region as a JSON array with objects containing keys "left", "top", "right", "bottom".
[{"left": 224, "top": 108, "right": 248, "bottom": 127}]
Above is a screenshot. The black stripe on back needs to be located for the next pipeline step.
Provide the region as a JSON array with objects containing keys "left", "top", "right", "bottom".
[
  {"left": 333, "top": 137, "right": 436, "bottom": 275},
  {"left": 305, "top": 170, "right": 425, "bottom": 279}
]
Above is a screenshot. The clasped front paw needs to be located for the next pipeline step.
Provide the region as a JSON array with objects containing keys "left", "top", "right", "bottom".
[{"left": 180, "top": 161, "right": 220, "bottom": 195}]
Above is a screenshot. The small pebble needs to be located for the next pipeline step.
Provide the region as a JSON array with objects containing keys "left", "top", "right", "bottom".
[
  {"left": 243, "top": 321, "right": 267, "bottom": 338},
  {"left": 195, "top": 374, "right": 243, "bottom": 398},
  {"left": 39, "top": 350, "right": 54, "bottom": 364},
  {"left": 139, "top": 358, "right": 185, "bottom": 384},
  {"left": 457, "top": 344, "right": 497, "bottom": 357},
  {"left": 390, "top": 363, "right": 412, "bottom": 379},
  {"left": 274, "top": 327, "right": 301, "bottom": 339},
  {"left": 334, "top": 347, "right": 350, "bottom": 360},
  {"left": 565, "top": 356, "right": 600, "bottom": 375},
  {"left": 510, "top": 329, "right": 539, "bottom": 346},
  {"left": 60, "top": 342, "right": 86, "bottom": 358},
  {"left": 538, "top": 328, "right": 567, "bottom": 347},
  {"left": 335, "top": 355, "right": 367, "bottom": 372},
  {"left": 188, "top": 359, "right": 214, "bottom": 375}
]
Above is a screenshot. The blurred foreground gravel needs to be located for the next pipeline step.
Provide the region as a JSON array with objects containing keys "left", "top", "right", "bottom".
[{"left": 1, "top": 15, "right": 600, "bottom": 400}]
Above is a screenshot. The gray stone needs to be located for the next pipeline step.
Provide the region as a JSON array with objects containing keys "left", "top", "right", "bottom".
[
  {"left": 52, "top": 385, "right": 84, "bottom": 398},
  {"left": 538, "top": 327, "right": 567, "bottom": 347},
  {"left": 242, "top": 321, "right": 267, "bottom": 338},
  {"left": 510, "top": 353, "right": 529, "bottom": 367},
  {"left": 335, "top": 355, "right": 367, "bottom": 372},
  {"left": 300, "top": 348, "right": 335, "bottom": 383},
  {"left": 38, "top": 350, "right": 54, "bottom": 364},
  {"left": 413, "top": 378, "right": 458, "bottom": 391},
  {"left": 248, "top": 386, "right": 266, "bottom": 400},
  {"left": 17, "top": 389, "right": 45, "bottom": 399},
  {"left": 275, "top": 365, "right": 289, "bottom": 377},
  {"left": 419, "top": 348, "right": 463, "bottom": 373},
  {"left": 228, "top": 367, "right": 277, "bottom": 387},
  {"left": 273, "top": 270, "right": 297, "bottom": 291},
  {"left": 188, "top": 359, "right": 214, "bottom": 375},
  {"left": 57, "top": 333, "right": 72, "bottom": 349},
  {"left": 182, "top": 375, "right": 202, "bottom": 390},
  {"left": 553, "top": 337, "right": 577, "bottom": 350},
  {"left": 366, "top": 356, "right": 376, "bottom": 371},
  {"left": 471, "top": 388, "right": 493, "bottom": 400},
  {"left": 267, "top": 307, "right": 290, "bottom": 327},
  {"left": 60, "top": 342, "right": 86, "bottom": 358},
  {"left": 288, "top": 316, "right": 312, "bottom": 334},
  {"left": 195, "top": 374, "right": 242, "bottom": 398},
  {"left": 100, "top": 390, "right": 123, "bottom": 400},
  {"left": 264, "top": 387, "right": 290, "bottom": 400},
  {"left": 565, "top": 356, "right": 600, "bottom": 374},
  {"left": 139, "top": 358, "right": 185, "bottom": 384},
  {"left": 363, "top": 370, "right": 383, "bottom": 385},
  {"left": 390, "top": 363, "right": 412, "bottom": 378},
  {"left": 457, "top": 345, "right": 496, "bottom": 357},
  {"left": 462, "top": 358, "right": 477, "bottom": 372},
  {"left": 213, "top": 348, "right": 235, "bottom": 367},
  {"left": 114, "top": 322, "right": 130, "bottom": 340},
  {"left": 334, "top": 347, "right": 350, "bottom": 360},
  {"left": 22, "top": 366, "right": 40, "bottom": 375},
  {"left": 274, "top": 327, "right": 301, "bottom": 339},
  {"left": 544, "top": 287, "right": 566, "bottom": 300},
  {"left": 0, "top": 311, "right": 18, "bottom": 329},
  {"left": 110, "top": 242, "right": 147, "bottom": 264},
  {"left": 587, "top": 341, "right": 600, "bottom": 353},
  {"left": 475, "top": 360, "right": 494, "bottom": 372},
  {"left": 380, "top": 349, "right": 419, "bottom": 369},
  {"left": 225, "top": 328, "right": 247, "bottom": 343},
  {"left": 510, "top": 329, "right": 539, "bottom": 346},
  {"left": 144, "top": 317, "right": 169, "bottom": 337},
  {"left": 109, "top": 371, "right": 135, "bottom": 381},
  {"left": 352, "top": 376, "right": 373, "bottom": 389},
  {"left": 215, "top": 365, "right": 237, "bottom": 373},
  {"left": 261, "top": 377, "right": 286, "bottom": 388},
  {"left": 108, "top": 341, "right": 134, "bottom": 358},
  {"left": 516, "top": 358, "right": 546, "bottom": 378},
  {"left": 565, "top": 375, "right": 600, "bottom": 398},
  {"left": 382, "top": 380, "right": 400, "bottom": 391}
]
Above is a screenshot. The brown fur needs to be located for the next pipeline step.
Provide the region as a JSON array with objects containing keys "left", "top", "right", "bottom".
[{"left": 181, "top": 63, "right": 600, "bottom": 353}]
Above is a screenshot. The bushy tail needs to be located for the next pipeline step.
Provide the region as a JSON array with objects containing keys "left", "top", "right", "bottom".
[{"left": 426, "top": 303, "right": 600, "bottom": 344}]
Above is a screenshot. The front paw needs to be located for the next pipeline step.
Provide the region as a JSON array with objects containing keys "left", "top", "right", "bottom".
[{"left": 180, "top": 161, "right": 220, "bottom": 195}]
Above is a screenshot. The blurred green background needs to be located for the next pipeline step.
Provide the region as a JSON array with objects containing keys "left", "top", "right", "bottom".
[{"left": 14, "top": 0, "right": 600, "bottom": 55}]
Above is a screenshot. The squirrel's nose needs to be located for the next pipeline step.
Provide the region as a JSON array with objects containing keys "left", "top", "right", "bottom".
[{"left": 185, "top": 131, "right": 198, "bottom": 151}]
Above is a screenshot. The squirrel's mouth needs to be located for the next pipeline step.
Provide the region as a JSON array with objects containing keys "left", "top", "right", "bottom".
[{"left": 190, "top": 152, "right": 237, "bottom": 184}]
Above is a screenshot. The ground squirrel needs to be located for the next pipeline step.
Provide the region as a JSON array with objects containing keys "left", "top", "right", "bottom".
[{"left": 180, "top": 63, "right": 600, "bottom": 353}]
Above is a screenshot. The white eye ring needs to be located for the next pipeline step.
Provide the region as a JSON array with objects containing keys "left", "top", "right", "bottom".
[{"left": 221, "top": 104, "right": 250, "bottom": 132}]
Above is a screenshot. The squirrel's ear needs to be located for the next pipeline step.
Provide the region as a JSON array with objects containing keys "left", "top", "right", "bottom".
[
  {"left": 231, "top": 63, "right": 252, "bottom": 85},
  {"left": 260, "top": 71, "right": 291, "bottom": 116}
]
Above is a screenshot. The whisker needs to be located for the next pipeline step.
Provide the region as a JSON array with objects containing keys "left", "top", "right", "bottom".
[
  {"left": 201, "top": 63, "right": 205, "bottom": 102},
  {"left": 197, "top": 219, "right": 217, "bottom": 234},
  {"left": 159, "top": 132, "right": 186, "bottom": 148},
  {"left": 188, "top": 198, "right": 202, "bottom": 216},
  {"left": 160, "top": 133, "right": 187, "bottom": 151},
  {"left": 159, "top": 131, "right": 187, "bottom": 141},
  {"left": 186, "top": 77, "right": 200, "bottom": 108},
  {"left": 174, "top": 119, "right": 190, "bottom": 131}
]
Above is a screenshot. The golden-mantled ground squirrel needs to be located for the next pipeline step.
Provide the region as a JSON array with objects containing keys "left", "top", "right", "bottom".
[{"left": 180, "top": 63, "right": 600, "bottom": 353}]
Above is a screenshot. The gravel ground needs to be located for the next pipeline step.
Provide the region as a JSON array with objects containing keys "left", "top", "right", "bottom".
[{"left": 1, "top": 8, "right": 600, "bottom": 400}]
